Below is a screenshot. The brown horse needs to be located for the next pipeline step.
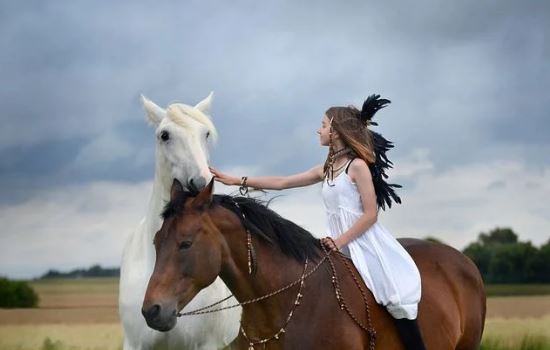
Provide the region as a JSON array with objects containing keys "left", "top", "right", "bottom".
[{"left": 142, "top": 179, "right": 486, "bottom": 349}]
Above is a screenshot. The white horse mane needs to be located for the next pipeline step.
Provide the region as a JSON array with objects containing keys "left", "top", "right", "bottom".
[{"left": 166, "top": 103, "right": 218, "bottom": 142}]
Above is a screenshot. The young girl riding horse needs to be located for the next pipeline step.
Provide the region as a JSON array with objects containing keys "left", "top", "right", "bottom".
[{"left": 211, "top": 95, "right": 426, "bottom": 350}]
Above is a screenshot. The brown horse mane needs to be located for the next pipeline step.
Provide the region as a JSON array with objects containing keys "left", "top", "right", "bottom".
[{"left": 162, "top": 190, "right": 321, "bottom": 263}]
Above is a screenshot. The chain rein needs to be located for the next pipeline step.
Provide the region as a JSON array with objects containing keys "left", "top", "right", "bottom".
[
  {"left": 177, "top": 254, "right": 328, "bottom": 317},
  {"left": 322, "top": 241, "right": 376, "bottom": 350}
]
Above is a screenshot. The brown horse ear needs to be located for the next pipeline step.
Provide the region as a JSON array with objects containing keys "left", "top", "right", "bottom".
[
  {"left": 170, "top": 179, "right": 185, "bottom": 202},
  {"left": 192, "top": 178, "right": 214, "bottom": 210}
]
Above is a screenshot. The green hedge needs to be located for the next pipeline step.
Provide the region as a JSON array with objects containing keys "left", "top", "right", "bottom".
[
  {"left": 463, "top": 227, "right": 550, "bottom": 284},
  {"left": 0, "top": 277, "right": 39, "bottom": 308}
]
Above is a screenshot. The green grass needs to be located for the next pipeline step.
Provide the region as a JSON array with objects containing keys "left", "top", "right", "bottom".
[
  {"left": 485, "top": 284, "right": 550, "bottom": 297},
  {"left": 481, "top": 335, "right": 550, "bottom": 350},
  {"left": 28, "top": 279, "right": 550, "bottom": 297},
  {"left": 30, "top": 278, "right": 119, "bottom": 293}
]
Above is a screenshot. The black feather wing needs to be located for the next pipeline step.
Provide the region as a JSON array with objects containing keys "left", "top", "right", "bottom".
[
  {"left": 360, "top": 94, "right": 391, "bottom": 124},
  {"left": 360, "top": 94, "right": 401, "bottom": 210},
  {"left": 369, "top": 130, "right": 402, "bottom": 210}
]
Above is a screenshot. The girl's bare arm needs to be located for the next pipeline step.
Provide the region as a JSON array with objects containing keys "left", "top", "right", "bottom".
[{"left": 210, "top": 165, "right": 324, "bottom": 190}]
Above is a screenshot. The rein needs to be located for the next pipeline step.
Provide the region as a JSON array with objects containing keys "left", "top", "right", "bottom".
[
  {"left": 321, "top": 242, "right": 377, "bottom": 350},
  {"left": 177, "top": 255, "right": 327, "bottom": 317},
  {"left": 177, "top": 246, "right": 376, "bottom": 350}
]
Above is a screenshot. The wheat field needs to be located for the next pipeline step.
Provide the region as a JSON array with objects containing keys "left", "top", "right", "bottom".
[{"left": 0, "top": 278, "right": 549, "bottom": 350}]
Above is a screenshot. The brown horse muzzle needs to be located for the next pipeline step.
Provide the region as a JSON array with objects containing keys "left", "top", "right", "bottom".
[{"left": 141, "top": 301, "right": 177, "bottom": 332}]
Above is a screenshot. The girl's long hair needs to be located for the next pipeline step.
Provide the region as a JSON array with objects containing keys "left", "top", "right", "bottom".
[{"left": 323, "top": 106, "right": 375, "bottom": 178}]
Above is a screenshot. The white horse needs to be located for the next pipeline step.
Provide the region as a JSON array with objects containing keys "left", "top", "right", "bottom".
[{"left": 119, "top": 93, "right": 240, "bottom": 350}]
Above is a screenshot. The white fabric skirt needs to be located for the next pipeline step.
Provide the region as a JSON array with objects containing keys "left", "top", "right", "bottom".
[{"left": 327, "top": 210, "right": 421, "bottom": 319}]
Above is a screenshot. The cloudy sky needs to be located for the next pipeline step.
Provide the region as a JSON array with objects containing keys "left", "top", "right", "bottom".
[{"left": 1, "top": 0, "right": 549, "bottom": 278}]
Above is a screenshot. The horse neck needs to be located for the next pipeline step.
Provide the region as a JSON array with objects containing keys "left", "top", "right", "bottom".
[
  {"left": 217, "top": 211, "right": 312, "bottom": 329},
  {"left": 143, "top": 156, "right": 172, "bottom": 236}
]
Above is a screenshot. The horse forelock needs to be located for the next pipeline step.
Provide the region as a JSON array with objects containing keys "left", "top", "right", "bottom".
[
  {"left": 166, "top": 103, "right": 218, "bottom": 142},
  {"left": 162, "top": 189, "right": 199, "bottom": 220}
]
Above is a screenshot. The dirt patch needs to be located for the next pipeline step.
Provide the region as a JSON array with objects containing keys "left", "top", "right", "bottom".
[
  {"left": 486, "top": 296, "right": 550, "bottom": 319},
  {"left": 1, "top": 278, "right": 119, "bottom": 325},
  {"left": 0, "top": 307, "right": 119, "bottom": 325}
]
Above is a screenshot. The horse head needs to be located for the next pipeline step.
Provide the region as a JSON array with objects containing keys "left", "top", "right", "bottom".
[
  {"left": 141, "top": 177, "right": 321, "bottom": 332},
  {"left": 141, "top": 93, "right": 217, "bottom": 192},
  {"left": 142, "top": 178, "right": 225, "bottom": 332}
]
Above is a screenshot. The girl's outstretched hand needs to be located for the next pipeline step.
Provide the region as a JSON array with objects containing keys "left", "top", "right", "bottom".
[{"left": 209, "top": 166, "right": 239, "bottom": 186}]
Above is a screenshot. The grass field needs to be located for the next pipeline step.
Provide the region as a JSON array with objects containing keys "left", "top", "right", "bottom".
[
  {"left": 0, "top": 324, "right": 122, "bottom": 350},
  {"left": 0, "top": 279, "right": 549, "bottom": 349},
  {"left": 485, "top": 284, "right": 550, "bottom": 297},
  {"left": 0, "top": 279, "right": 121, "bottom": 350}
]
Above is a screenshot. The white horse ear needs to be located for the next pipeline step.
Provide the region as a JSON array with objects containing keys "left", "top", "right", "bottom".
[
  {"left": 194, "top": 91, "right": 214, "bottom": 115},
  {"left": 141, "top": 94, "right": 165, "bottom": 127}
]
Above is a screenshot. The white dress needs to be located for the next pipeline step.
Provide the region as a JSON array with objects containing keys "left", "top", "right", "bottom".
[{"left": 321, "top": 160, "right": 421, "bottom": 320}]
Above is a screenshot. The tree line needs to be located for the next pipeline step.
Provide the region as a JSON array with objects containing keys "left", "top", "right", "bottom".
[
  {"left": 1, "top": 226, "right": 548, "bottom": 309},
  {"left": 40, "top": 264, "right": 119, "bottom": 279},
  {"left": 461, "top": 227, "right": 550, "bottom": 284},
  {"left": 38, "top": 227, "right": 548, "bottom": 284}
]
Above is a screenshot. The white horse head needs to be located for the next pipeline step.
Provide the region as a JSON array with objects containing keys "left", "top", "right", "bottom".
[{"left": 141, "top": 92, "right": 217, "bottom": 192}]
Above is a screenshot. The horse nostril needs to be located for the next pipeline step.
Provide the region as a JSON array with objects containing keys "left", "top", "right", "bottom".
[
  {"left": 194, "top": 177, "right": 206, "bottom": 190},
  {"left": 150, "top": 304, "right": 161, "bottom": 318},
  {"left": 188, "top": 178, "right": 197, "bottom": 193},
  {"left": 142, "top": 304, "right": 161, "bottom": 319}
]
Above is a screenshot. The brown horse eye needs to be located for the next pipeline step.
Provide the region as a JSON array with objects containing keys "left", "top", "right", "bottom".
[{"left": 179, "top": 241, "right": 193, "bottom": 250}]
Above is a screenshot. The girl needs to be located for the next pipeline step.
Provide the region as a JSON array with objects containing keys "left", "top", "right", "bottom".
[{"left": 210, "top": 95, "right": 426, "bottom": 350}]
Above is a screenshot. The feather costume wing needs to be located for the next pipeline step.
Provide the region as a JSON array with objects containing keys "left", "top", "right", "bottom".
[{"left": 361, "top": 94, "right": 402, "bottom": 210}]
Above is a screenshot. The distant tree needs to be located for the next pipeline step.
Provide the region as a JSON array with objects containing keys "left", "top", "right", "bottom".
[
  {"left": 487, "top": 242, "right": 538, "bottom": 283},
  {"left": 0, "top": 277, "right": 39, "bottom": 308},
  {"left": 479, "top": 227, "right": 518, "bottom": 245},
  {"left": 39, "top": 265, "right": 120, "bottom": 279},
  {"left": 529, "top": 238, "right": 550, "bottom": 283},
  {"left": 88, "top": 265, "right": 103, "bottom": 277},
  {"left": 463, "top": 227, "right": 549, "bottom": 284},
  {"left": 463, "top": 242, "right": 491, "bottom": 277},
  {"left": 42, "top": 270, "right": 62, "bottom": 279}
]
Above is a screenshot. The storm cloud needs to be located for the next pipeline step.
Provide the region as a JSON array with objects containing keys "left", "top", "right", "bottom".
[{"left": 1, "top": 0, "right": 549, "bottom": 277}]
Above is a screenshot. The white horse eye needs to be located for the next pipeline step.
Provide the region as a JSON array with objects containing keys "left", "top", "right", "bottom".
[
  {"left": 160, "top": 130, "right": 170, "bottom": 141},
  {"left": 206, "top": 131, "right": 210, "bottom": 139}
]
